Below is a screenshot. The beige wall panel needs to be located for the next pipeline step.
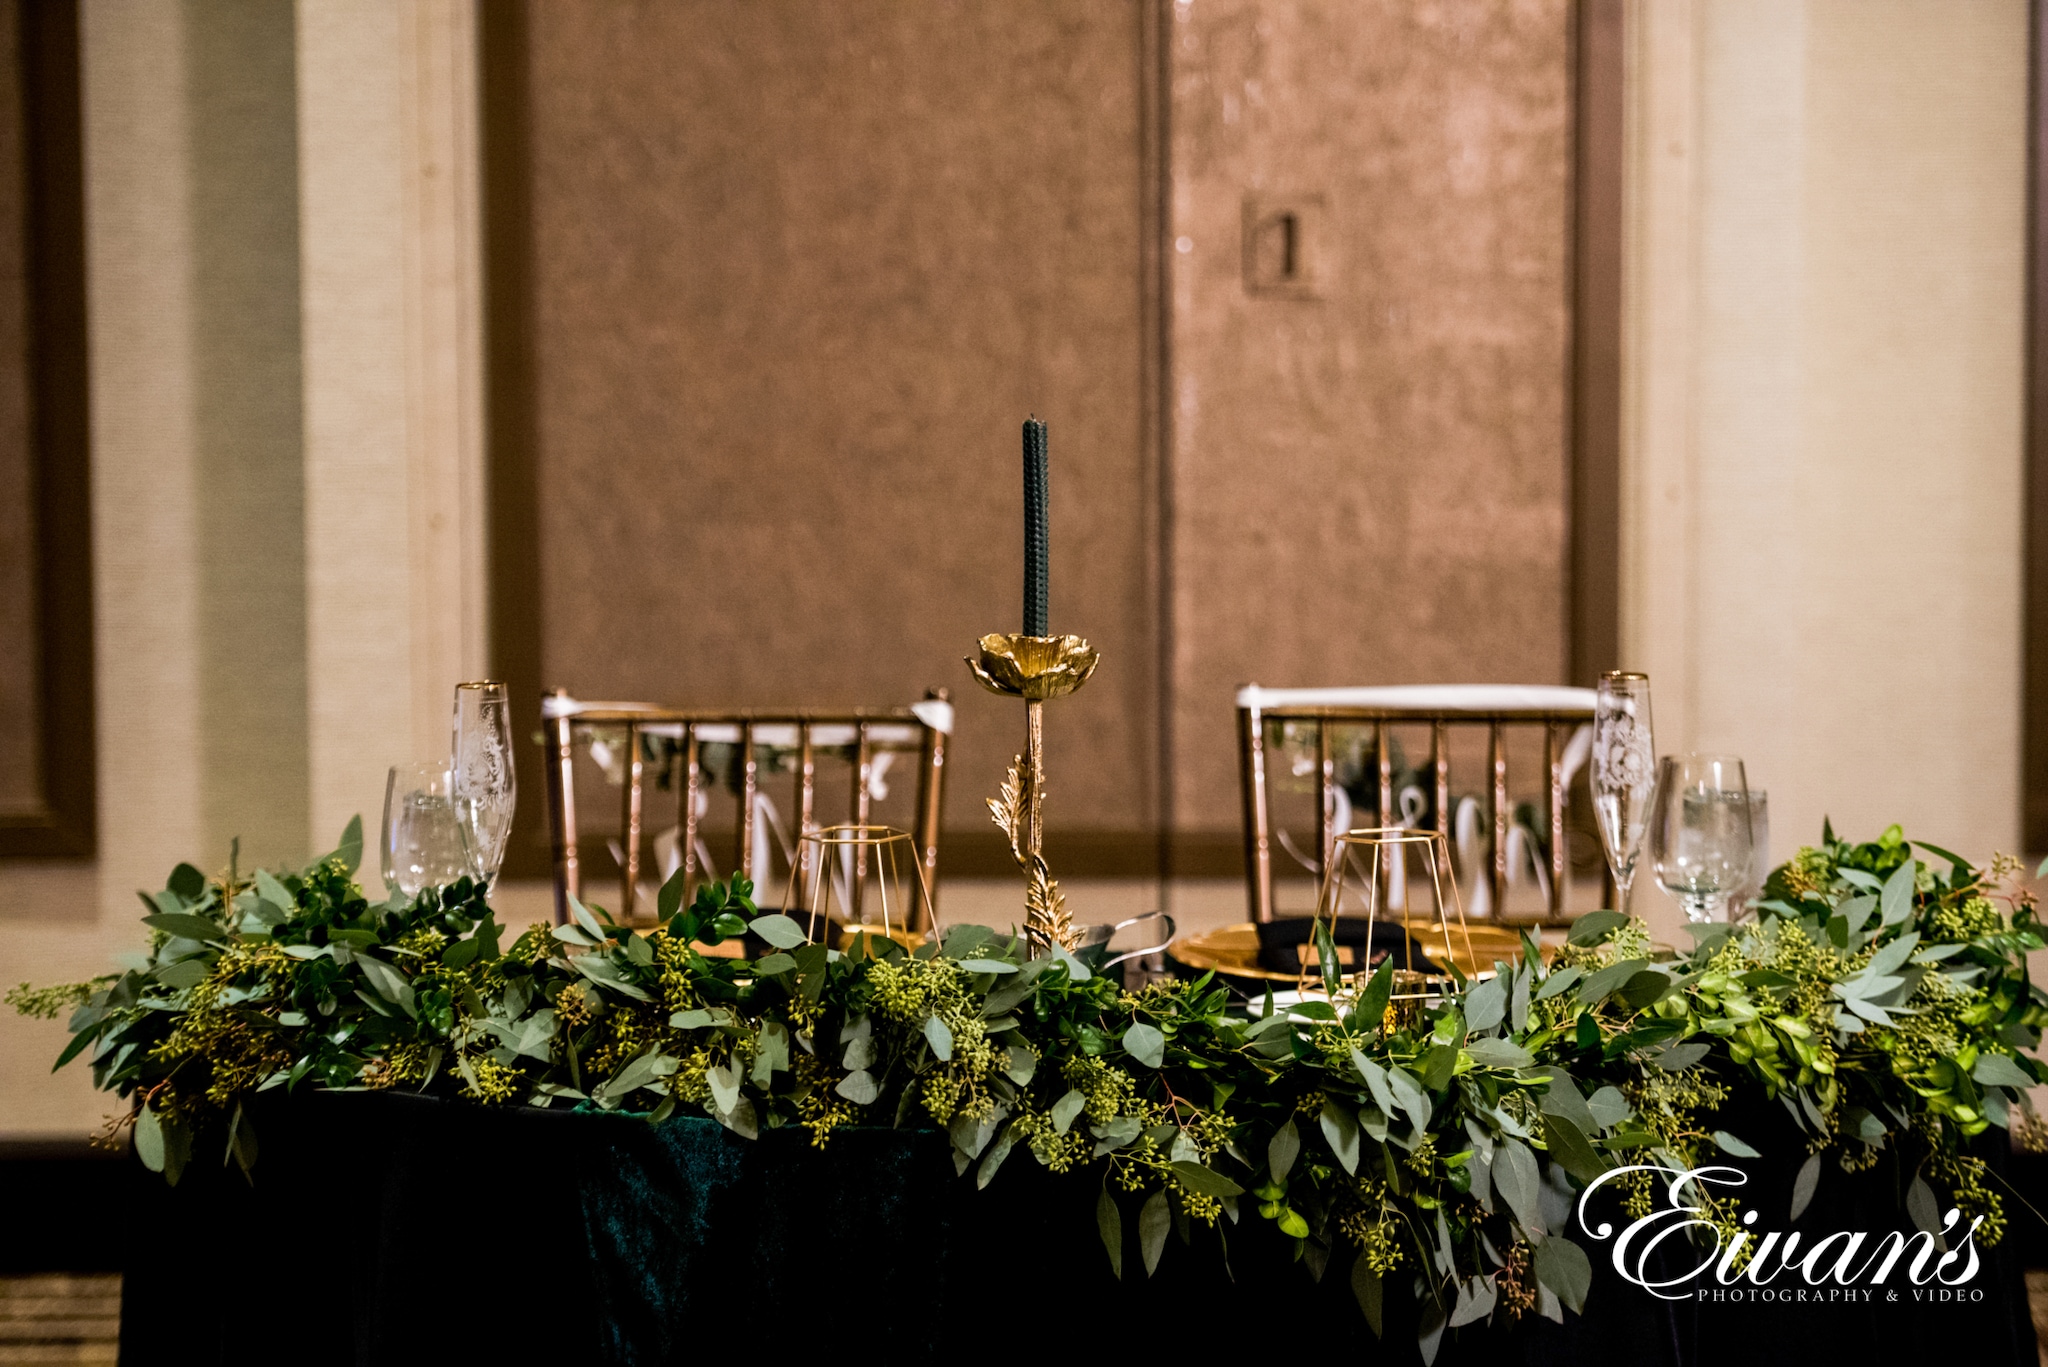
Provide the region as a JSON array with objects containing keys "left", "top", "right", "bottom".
[
  {"left": 523, "top": 2, "right": 1156, "bottom": 837},
  {"left": 189, "top": 0, "right": 308, "bottom": 870},
  {"left": 1626, "top": 0, "right": 2026, "bottom": 910},
  {"left": 4, "top": 0, "right": 210, "bottom": 1136},
  {"left": 1167, "top": 0, "right": 1573, "bottom": 835}
]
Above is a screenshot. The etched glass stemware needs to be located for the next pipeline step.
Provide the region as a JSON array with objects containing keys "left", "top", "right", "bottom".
[
  {"left": 451, "top": 681, "right": 517, "bottom": 889},
  {"left": 1592, "top": 671, "right": 1656, "bottom": 911}
]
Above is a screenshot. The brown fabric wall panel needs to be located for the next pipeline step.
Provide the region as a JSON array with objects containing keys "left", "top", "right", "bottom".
[
  {"left": 1166, "top": 0, "right": 1574, "bottom": 835},
  {"left": 521, "top": 1, "right": 1158, "bottom": 838}
]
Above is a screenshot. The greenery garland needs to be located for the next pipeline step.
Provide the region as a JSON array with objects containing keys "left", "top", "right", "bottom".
[{"left": 11, "top": 819, "right": 2047, "bottom": 1358}]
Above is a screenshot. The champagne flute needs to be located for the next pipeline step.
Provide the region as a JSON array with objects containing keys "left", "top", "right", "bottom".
[
  {"left": 451, "top": 681, "right": 517, "bottom": 889},
  {"left": 1593, "top": 671, "right": 1656, "bottom": 911},
  {"left": 1649, "top": 755, "right": 1754, "bottom": 923},
  {"left": 382, "top": 763, "right": 471, "bottom": 898}
]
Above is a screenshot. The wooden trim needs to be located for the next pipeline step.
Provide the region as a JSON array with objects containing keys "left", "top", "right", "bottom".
[
  {"left": 2026, "top": 0, "right": 2048, "bottom": 852},
  {"left": 478, "top": 0, "right": 548, "bottom": 879},
  {"left": 0, "top": 0, "right": 91, "bottom": 858},
  {"left": 1568, "top": 0, "right": 1624, "bottom": 688},
  {"left": 1141, "top": 0, "right": 1174, "bottom": 894},
  {"left": 942, "top": 828, "right": 1241, "bottom": 880}
]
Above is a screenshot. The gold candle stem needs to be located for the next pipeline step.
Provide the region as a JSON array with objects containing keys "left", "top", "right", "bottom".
[{"left": 1025, "top": 699, "right": 1044, "bottom": 858}]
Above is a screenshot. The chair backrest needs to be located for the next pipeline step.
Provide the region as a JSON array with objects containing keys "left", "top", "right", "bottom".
[
  {"left": 1234, "top": 684, "right": 1603, "bottom": 926},
  {"left": 542, "top": 688, "right": 952, "bottom": 928}
]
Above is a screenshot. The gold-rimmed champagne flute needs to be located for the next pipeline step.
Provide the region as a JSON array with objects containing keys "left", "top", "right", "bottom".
[
  {"left": 451, "top": 681, "right": 517, "bottom": 889},
  {"left": 1593, "top": 671, "right": 1656, "bottom": 912}
]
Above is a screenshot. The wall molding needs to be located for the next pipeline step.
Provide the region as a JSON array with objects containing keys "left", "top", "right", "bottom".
[{"left": 0, "top": 0, "right": 92, "bottom": 858}]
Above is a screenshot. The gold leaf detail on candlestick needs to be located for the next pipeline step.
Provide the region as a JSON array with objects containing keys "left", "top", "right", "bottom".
[
  {"left": 986, "top": 756, "right": 1078, "bottom": 953},
  {"left": 966, "top": 633, "right": 1098, "bottom": 701}
]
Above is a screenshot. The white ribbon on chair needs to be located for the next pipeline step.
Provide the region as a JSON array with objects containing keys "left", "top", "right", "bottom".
[
  {"left": 1453, "top": 723, "right": 1593, "bottom": 918},
  {"left": 1274, "top": 787, "right": 1352, "bottom": 885},
  {"left": 1385, "top": 786, "right": 1428, "bottom": 912}
]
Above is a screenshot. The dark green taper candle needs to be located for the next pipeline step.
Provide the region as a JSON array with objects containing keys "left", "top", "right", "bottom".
[{"left": 1023, "top": 417, "right": 1049, "bottom": 636}]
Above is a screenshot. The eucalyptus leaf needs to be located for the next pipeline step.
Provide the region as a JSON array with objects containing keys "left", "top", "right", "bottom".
[
  {"left": 1907, "top": 1174, "right": 1942, "bottom": 1235},
  {"left": 835, "top": 1068, "right": 880, "bottom": 1105},
  {"left": 1576, "top": 958, "right": 1650, "bottom": 1004},
  {"left": 355, "top": 954, "right": 415, "bottom": 1014},
  {"left": 1140, "top": 1189, "right": 1171, "bottom": 1276},
  {"left": 1122, "top": 1022, "right": 1165, "bottom": 1068},
  {"left": 569, "top": 897, "right": 608, "bottom": 943},
  {"left": 154, "top": 958, "right": 209, "bottom": 990},
  {"left": 1463, "top": 975, "right": 1507, "bottom": 1033},
  {"left": 1879, "top": 859, "right": 1917, "bottom": 926},
  {"left": 1713, "top": 1130, "right": 1760, "bottom": 1158},
  {"left": 1565, "top": 910, "right": 1627, "bottom": 946},
  {"left": 1352, "top": 1256, "right": 1383, "bottom": 1338},
  {"left": 1268, "top": 1118, "right": 1301, "bottom": 1183},
  {"left": 141, "top": 913, "right": 222, "bottom": 943},
  {"left": 978, "top": 1122, "right": 1017, "bottom": 1189},
  {"left": 957, "top": 958, "right": 1018, "bottom": 974},
  {"left": 1097, "top": 1190, "right": 1123, "bottom": 1279},
  {"left": 328, "top": 815, "right": 364, "bottom": 875},
  {"left": 1051, "top": 1089, "right": 1088, "bottom": 1134},
  {"left": 253, "top": 869, "right": 295, "bottom": 915},
  {"left": 705, "top": 1062, "right": 740, "bottom": 1115},
  {"left": 1532, "top": 1234, "right": 1591, "bottom": 1314},
  {"left": 1386, "top": 1065, "right": 1432, "bottom": 1133},
  {"left": 1790, "top": 1152, "right": 1822, "bottom": 1221},
  {"left": 1352, "top": 1050, "right": 1397, "bottom": 1117},
  {"left": 1450, "top": 1274, "right": 1497, "bottom": 1327},
  {"left": 1320, "top": 1098, "right": 1361, "bottom": 1175},
  {"left": 1465, "top": 1037, "right": 1534, "bottom": 1069},
  {"left": 923, "top": 1014, "right": 954, "bottom": 1061},
  {"left": 1535, "top": 966, "right": 1582, "bottom": 1000},
  {"left": 134, "top": 1105, "right": 164, "bottom": 1172},
  {"left": 1586, "top": 1086, "right": 1631, "bottom": 1130},
  {"left": 1531, "top": 1067, "right": 1592, "bottom": 1128},
  {"left": 1494, "top": 1136, "right": 1543, "bottom": 1235},
  {"left": 1168, "top": 1160, "right": 1243, "bottom": 1200},
  {"left": 1540, "top": 1114, "right": 1607, "bottom": 1184},
  {"left": 1972, "top": 1052, "right": 2034, "bottom": 1089},
  {"left": 1652, "top": 1042, "right": 1710, "bottom": 1072},
  {"left": 748, "top": 914, "right": 806, "bottom": 949}
]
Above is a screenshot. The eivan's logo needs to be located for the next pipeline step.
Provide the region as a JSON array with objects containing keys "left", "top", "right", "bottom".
[{"left": 1577, "top": 1165, "right": 1982, "bottom": 1302}]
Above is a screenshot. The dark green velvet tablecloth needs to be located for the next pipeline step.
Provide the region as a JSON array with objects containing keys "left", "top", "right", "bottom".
[{"left": 115, "top": 1090, "right": 2036, "bottom": 1365}]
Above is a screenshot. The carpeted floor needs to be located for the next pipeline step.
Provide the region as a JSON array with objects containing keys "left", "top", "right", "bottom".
[{"left": 0, "top": 1276, "right": 118, "bottom": 1366}]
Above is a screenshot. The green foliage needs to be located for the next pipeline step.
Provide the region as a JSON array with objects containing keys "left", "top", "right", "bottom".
[{"left": 16, "top": 820, "right": 2048, "bottom": 1359}]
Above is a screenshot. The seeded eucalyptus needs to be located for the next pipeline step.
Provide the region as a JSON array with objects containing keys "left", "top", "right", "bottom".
[{"left": 10, "top": 820, "right": 2046, "bottom": 1362}]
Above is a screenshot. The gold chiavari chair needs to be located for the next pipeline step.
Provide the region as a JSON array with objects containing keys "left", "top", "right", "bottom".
[
  {"left": 541, "top": 688, "right": 952, "bottom": 931},
  {"left": 1234, "top": 684, "right": 1604, "bottom": 929}
]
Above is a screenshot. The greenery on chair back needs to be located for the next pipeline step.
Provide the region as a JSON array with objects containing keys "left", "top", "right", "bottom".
[{"left": 11, "top": 818, "right": 2047, "bottom": 1359}]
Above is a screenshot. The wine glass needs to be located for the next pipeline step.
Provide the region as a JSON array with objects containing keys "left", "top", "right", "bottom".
[
  {"left": 1728, "top": 789, "right": 1770, "bottom": 920},
  {"left": 451, "top": 681, "right": 517, "bottom": 888},
  {"left": 1649, "top": 755, "right": 1754, "bottom": 923},
  {"left": 1593, "top": 671, "right": 1656, "bottom": 911},
  {"left": 382, "top": 763, "right": 471, "bottom": 898}
]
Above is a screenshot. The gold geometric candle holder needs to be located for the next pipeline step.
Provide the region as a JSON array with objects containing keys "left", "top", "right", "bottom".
[{"left": 1309, "top": 826, "right": 1476, "bottom": 1008}]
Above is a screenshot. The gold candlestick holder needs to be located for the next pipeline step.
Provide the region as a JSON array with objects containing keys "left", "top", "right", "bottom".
[{"left": 967, "top": 632, "right": 1098, "bottom": 952}]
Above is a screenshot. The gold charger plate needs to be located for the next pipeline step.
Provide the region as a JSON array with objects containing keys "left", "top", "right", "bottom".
[{"left": 1169, "top": 921, "right": 1540, "bottom": 985}]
